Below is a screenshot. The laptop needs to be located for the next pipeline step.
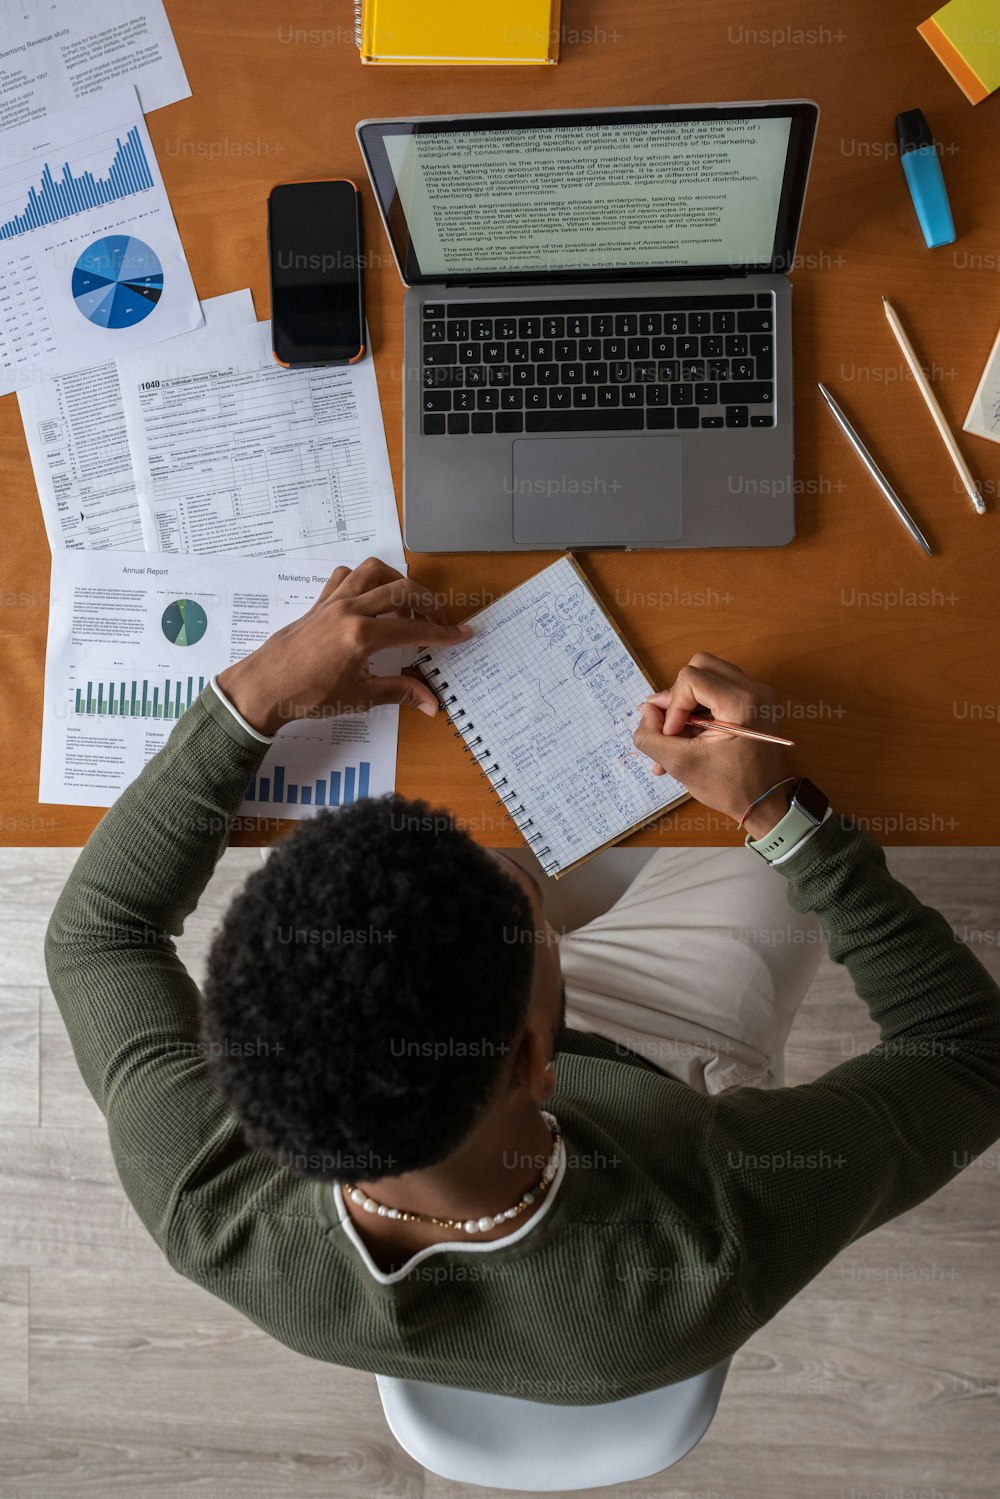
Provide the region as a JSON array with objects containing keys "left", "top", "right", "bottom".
[{"left": 357, "top": 101, "right": 819, "bottom": 552}]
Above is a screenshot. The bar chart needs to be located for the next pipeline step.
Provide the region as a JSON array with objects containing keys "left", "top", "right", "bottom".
[
  {"left": 245, "top": 761, "right": 371, "bottom": 808},
  {"left": 72, "top": 674, "right": 206, "bottom": 720},
  {"left": 0, "top": 126, "right": 155, "bottom": 240}
]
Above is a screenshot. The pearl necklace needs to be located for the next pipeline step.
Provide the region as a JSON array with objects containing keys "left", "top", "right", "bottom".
[{"left": 342, "top": 1111, "right": 562, "bottom": 1236}]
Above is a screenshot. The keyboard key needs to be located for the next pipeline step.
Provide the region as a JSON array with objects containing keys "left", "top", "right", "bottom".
[
  {"left": 720, "top": 382, "right": 773, "bottom": 404},
  {"left": 471, "top": 318, "right": 493, "bottom": 340},
  {"left": 423, "top": 366, "right": 462, "bottom": 388},
  {"left": 423, "top": 414, "right": 446, "bottom": 435},
  {"left": 573, "top": 387, "right": 597, "bottom": 407},
  {"left": 694, "top": 383, "right": 718, "bottom": 405},
  {"left": 610, "top": 362, "right": 632, "bottom": 383},
  {"left": 671, "top": 383, "right": 693, "bottom": 405},
  {"left": 471, "top": 413, "right": 493, "bottom": 433},
  {"left": 508, "top": 341, "right": 530, "bottom": 362},
  {"left": 542, "top": 316, "right": 565, "bottom": 338},
  {"left": 423, "top": 391, "right": 450, "bottom": 411},
  {"left": 640, "top": 313, "right": 661, "bottom": 334},
  {"left": 477, "top": 389, "right": 500, "bottom": 410},
  {"left": 464, "top": 366, "right": 487, "bottom": 387},
  {"left": 757, "top": 292, "right": 772, "bottom": 308},
  {"left": 701, "top": 416, "right": 724, "bottom": 428},
  {"left": 677, "top": 408, "right": 699, "bottom": 429},
  {"left": 447, "top": 319, "right": 469, "bottom": 341},
  {"left": 707, "top": 358, "right": 730, "bottom": 380},
  {"left": 732, "top": 360, "right": 754, "bottom": 381},
  {"left": 519, "top": 317, "right": 541, "bottom": 338},
  {"left": 525, "top": 388, "right": 547, "bottom": 408},
  {"left": 447, "top": 413, "right": 470, "bottom": 434},
  {"left": 751, "top": 414, "right": 775, "bottom": 427},
  {"left": 713, "top": 311, "right": 736, "bottom": 333},
  {"left": 701, "top": 335, "right": 723, "bottom": 357},
  {"left": 422, "top": 304, "right": 445, "bottom": 319},
  {"left": 689, "top": 312, "right": 711, "bottom": 334},
  {"left": 537, "top": 364, "right": 561, "bottom": 385},
  {"left": 567, "top": 314, "right": 588, "bottom": 336},
  {"left": 549, "top": 388, "right": 572, "bottom": 407},
  {"left": 633, "top": 362, "right": 658, "bottom": 381},
  {"left": 585, "top": 362, "right": 608, "bottom": 383},
  {"left": 454, "top": 390, "right": 476, "bottom": 411},
  {"left": 424, "top": 344, "right": 458, "bottom": 366},
  {"left": 657, "top": 360, "right": 680, "bottom": 382},
  {"left": 496, "top": 317, "right": 518, "bottom": 338},
  {"left": 681, "top": 360, "right": 706, "bottom": 381},
  {"left": 666, "top": 314, "right": 686, "bottom": 334},
  {"left": 501, "top": 388, "right": 523, "bottom": 408},
  {"left": 738, "top": 311, "right": 773, "bottom": 331},
  {"left": 561, "top": 363, "right": 584, "bottom": 383},
  {"left": 627, "top": 337, "right": 650, "bottom": 359},
  {"left": 458, "top": 344, "right": 480, "bottom": 364},
  {"left": 526, "top": 410, "right": 643, "bottom": 432},
  {"left": 647, "top": 385, "right": 670, "bottom": 405},
  {"left": 603, "top": 338, "right": 626, "bottom": 359},
  {"left": 424, "top": 320, "right": 447, "bottom": 342},
  {"left": 677, "top": 337, "right": 698, "bottom": 358},
  {"left": 482, "top": 342, "right": 506, "bottom": 363},
  {"left": 726, "top": 405, "right": 749, "bottom": 428},
  {"left": 647, "top": 407, "right": 676, "bottom": 429},
  {"left": 555, "top": 340, "right": 577, "bottom": 361},
  {"left": 725, "top": 334, "right": 748, "bottom": 357},
  {"left": 489, "top": 365, "right": 512, "bottom": 386},
  {"left": 652, "top": 337, "right": 674, "bottom": 358},
  {"left": 531, "top": 340, "right": 554, "bottom": 362},
  {"left": 751, "top": 335, "right": 773, "bottom": 378},
  {"left": 598, "top": 386, "right": 620, "bottom": 406},
  {"left": 591, "top": 314, "right": 613, "bottom": 336},
  {"left": 615, "top": 314, "right": 637, "bottom": 335},
  {"left": 513, "top": 365, "right": 534, "bottom": 385},
  {"left": 496, "top": 412, "right": 524, "bottom": 433},
  {"left": 621, "top": 385, "right": 643, "bottom": 406},
  {"left": 579, "top": 339, "right": 602, "bottom": 361}
]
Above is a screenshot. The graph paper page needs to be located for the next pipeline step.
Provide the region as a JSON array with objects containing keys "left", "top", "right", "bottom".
[{"left": 419, "top": 556, "right": 687, "bottom": 875}]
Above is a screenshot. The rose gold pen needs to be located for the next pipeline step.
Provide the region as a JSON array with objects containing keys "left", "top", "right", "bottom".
[{"left": 636, "top": 704, "right": 794, "bottom": 747}]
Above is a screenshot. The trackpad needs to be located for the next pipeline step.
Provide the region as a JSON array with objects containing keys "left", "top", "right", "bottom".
[{"left": 512, "top": 436, "right": 683, "bottom": 546}]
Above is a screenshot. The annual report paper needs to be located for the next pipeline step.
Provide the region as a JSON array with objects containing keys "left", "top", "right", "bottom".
[
  {"left": 0, "top": 0, "right": 190, "bottom": 132},
  {"left": 0, "top": 86, "right": 203, "bottom": 396},
  {"left": 118, "top": 319, "right": 403, "bottom": 563},
  {"left": 18, "top": 290, "right": 255, "bottom": 553},
  {"left": 40, "top": 549, "right": 401, "bottom": 818}
]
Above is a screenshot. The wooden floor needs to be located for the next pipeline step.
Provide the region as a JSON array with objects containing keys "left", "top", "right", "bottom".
[{"left": 1, "top": 845, "right": 998, "bottom": 1499}]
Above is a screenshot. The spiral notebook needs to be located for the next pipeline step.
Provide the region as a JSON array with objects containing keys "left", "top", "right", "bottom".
[{"left": 415, "top": 556, "right": 689, "bottom": 878}]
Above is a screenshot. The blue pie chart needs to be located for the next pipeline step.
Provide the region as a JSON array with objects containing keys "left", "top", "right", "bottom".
[{"left": 72, "top": 236, "right": 164, "bottom": 329}]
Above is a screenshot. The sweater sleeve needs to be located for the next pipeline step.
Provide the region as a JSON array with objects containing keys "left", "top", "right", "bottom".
[
  {"left": 44, "top": 686, "right": 277, "bottom": 1255},
  {"left": 706, "top": 814, "right": 1000, "bottom": 1328}
]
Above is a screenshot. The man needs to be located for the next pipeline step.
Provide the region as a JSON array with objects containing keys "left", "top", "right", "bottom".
[{"left": 46, "top": 557, "right": 1000, "bottom": 1404}]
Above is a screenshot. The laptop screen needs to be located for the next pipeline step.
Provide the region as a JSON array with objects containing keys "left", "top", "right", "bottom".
[{"left": 357, "top": 104, "right": 818, "bottom": 286}]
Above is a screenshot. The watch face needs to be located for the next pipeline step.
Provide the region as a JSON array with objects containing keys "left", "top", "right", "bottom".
[{"left": 792, "top": 777, "right": 827, "bottom": 823}]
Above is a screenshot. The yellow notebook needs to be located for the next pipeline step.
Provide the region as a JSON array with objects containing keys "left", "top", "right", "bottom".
[
  {"left": 355, "top": 0, "right": 561, "bottom": 65},
  {"left": 918, "top": 0, "right": 1000, "bottom": 104}
]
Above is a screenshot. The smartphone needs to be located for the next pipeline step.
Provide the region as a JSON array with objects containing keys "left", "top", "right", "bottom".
[{"left": 267, "top": 179, "right": 365, "bottom": 367}]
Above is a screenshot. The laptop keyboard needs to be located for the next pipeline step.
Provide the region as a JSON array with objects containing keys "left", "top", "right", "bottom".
[{"left": 420, "top": 293, "right": 775, "bottom": 436}]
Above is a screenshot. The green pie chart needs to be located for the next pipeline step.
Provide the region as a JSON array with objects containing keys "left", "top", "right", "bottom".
[{"left": 161, "top": 598, "right": 208, "bottom": 647}]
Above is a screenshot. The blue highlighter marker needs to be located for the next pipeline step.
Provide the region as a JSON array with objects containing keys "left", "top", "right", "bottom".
[{"left": 896, "top": 108, "right": 956, "bottom": 248}]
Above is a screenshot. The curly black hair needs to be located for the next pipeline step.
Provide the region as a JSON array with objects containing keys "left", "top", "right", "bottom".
[{"left": 201, "top": 795, "right": 536, "bottom": 1181}]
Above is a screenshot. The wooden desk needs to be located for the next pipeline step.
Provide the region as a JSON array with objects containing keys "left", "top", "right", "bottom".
[{"left": 2, "top": 0, "right": 998, "bottom": 848}]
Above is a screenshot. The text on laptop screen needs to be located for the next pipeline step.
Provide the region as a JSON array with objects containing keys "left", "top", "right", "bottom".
[{"left": 382, "top": 116, "right": 794, "bottom": 277}]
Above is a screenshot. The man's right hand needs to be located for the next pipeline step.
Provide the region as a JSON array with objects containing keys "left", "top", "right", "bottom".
[{"left": 632, "top": 652, "right": 797, "bottom": 840}]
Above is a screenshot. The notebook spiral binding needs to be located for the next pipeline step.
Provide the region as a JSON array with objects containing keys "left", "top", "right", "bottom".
[
  {"left": 413, "top": 650, "right": 561, "bottom": 876},
  {"left": 353, "top": 0, "right": 364, "bottom": 49}
]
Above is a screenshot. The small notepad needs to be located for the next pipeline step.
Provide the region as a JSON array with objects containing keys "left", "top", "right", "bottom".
[
  {"left": 963, "top": 325, "right": 1000, "bottom": 444},
  {"left": 415, "top": 556, "right": 688, "bottom": 877},
  {"left": 354, "top": 0, "right": 561, "bottom": 65}
]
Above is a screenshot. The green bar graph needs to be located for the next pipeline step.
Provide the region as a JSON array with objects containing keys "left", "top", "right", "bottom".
[{"left": 71, "top": 675, "right": 208, "bottom": 720}]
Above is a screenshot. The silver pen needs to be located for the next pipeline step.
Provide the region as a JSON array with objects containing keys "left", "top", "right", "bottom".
[{"left": 818, "top": 383, "right": 933, "bottom": 557}]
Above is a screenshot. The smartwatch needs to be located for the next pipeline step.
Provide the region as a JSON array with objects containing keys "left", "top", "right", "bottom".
[{"left": 745, "top": 777, "right": 829, "bottom": 863}]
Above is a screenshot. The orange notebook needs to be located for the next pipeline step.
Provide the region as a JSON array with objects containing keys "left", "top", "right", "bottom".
[
  {"left": 354, "top": 0, "right": 561, "bottom": 65},
  {"left": 918, "top": 0, "right": 1000, "bottom": 104}
]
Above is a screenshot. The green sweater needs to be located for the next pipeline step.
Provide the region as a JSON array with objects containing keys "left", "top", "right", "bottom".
[{"left": 45, "top": 687, "right": 1000, "bottom": 1405}]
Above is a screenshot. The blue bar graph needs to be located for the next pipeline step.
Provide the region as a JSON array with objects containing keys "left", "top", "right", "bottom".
[
  {"left": 0, "top": 126, "right": 155, "bottom": 240},
  {"left": 245, "top": 761, "right": 371, "bottom": 809}
]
